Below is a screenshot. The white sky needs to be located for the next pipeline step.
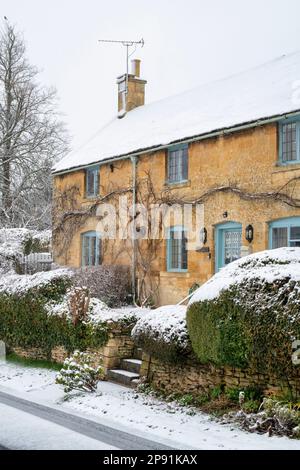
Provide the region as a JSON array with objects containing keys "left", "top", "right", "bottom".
[{"left": 2, "top": 0, "right": 300, "bottom": 151}]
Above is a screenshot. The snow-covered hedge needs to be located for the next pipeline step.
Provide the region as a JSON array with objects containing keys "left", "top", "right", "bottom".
[
  {"left": 0, "top": 265, "right": 148, "bottom": 359},
  {"left": 0, "top": 269, "right": 108, "bottom": 358},
  {"left": 0, "top": 268, "right": 72, "bottom": 298},
  {"left": 132, "top": 305, "right": 191, "bottom": 362},
  {"left": 0, "top": 228, "right": 51, "bottom": 275},
  {"left": 187, "top": 248, "right": 300, "bottom": 383}
]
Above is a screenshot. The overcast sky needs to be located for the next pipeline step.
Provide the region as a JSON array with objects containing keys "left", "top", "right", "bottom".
[{"left": 2, "top": 0, "right": 300, "bottom": 150}]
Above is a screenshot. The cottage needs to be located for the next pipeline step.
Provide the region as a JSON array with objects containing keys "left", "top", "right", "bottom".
[{"left": 52, "top": 53, "right": 300, "bottom": 305}]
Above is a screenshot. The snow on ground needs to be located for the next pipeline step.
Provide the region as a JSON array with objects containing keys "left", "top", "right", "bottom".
[
  {"left": 189, "top": 247, "right": 300, "bottom": 305},
  {"left": 1, "top": 361, "right": 300, "bottom": 450}
]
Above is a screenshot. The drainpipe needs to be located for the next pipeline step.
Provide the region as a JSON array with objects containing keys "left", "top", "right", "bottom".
[{"left": 131, "top": 156, "right": 137, "bottom": 304}]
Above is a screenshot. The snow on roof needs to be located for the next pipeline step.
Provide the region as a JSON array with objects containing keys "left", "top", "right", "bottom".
[
  {"left": 53, "top": 51, "right": 300, "bottom": 174},
  {"left": 189, "top": 247, "right": 300, "bottom": 305}
]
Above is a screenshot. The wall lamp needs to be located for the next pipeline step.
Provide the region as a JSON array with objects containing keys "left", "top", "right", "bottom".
[{"left": 245, "top": 224, "right": 254, "bottom": 243}]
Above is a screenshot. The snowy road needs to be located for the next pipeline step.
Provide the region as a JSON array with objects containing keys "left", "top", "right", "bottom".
[
  {"left": 0, "top": 402, "right": 118, "bottom": 450},
  {"left": 0, "top": 390, "right": 172, "bottom": 450}
]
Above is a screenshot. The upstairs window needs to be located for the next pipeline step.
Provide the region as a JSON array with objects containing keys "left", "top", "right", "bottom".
[
  {"left": 279, "top": 120, "right": 300, "bottom": 164},
  {"left": 85, "top": 166, "right": 99, "bottom": 198},
  {"left": 82, "top": 231, "right": 102, "bottom": 266},
  {"left": 269, "top": 217, "right": 300, "bottom": 249},
  {"left": 167, "top": 144, "right": 188, "bottom": 184},
  {"left": 167, "top": 227, "right": 188, "bottom": 272}
]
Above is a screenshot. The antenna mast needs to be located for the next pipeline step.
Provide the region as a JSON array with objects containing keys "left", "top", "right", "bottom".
[{"left": 98, "top": 38, "right": 144, "bottom": 111}]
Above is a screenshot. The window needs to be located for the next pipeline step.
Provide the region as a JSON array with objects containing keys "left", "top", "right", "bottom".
[
  {"left": 85, "top": 166, "right": 99, "bottom": 197},
  {"left": 279, "top": 120, "right": 300, "bottom": 164},
  {"left": 269, "top": 217, "right": 300, "bottom": 249},
  {"left": 167, "top": 227, "right": 188, "bottom": 272},
  {"left": 81, "top": 232, "right": 102, "bottom": 266},
  {"left": 167, "top": 145, "right": 188, "bottom": 184}
]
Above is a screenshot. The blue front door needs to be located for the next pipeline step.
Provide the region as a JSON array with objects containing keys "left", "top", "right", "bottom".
[{"left": 215, "top": 222, "right": 242, "bottom": 271}]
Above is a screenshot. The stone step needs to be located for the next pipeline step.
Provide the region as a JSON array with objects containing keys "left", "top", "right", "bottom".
[
  {"left": 134, "top": 348, "right": 143, "bottom": 360},
  {"left": 131, "top": 378, "right": 140, "bottom": 388},
  {"left": 107, "top": 368, "right": 140, "bottom": 387},
  {"left": 121, "top": 358, "right": 142, "bottom": 374}
]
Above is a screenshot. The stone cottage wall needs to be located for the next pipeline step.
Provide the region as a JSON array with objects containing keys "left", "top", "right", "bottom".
[{"left": 53, "top": 123, "right": 300, "bottom": 306}]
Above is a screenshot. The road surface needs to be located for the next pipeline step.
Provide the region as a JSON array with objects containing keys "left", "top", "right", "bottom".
[{"left": 0, "top": 390, "right": 174, "bottom": 450}]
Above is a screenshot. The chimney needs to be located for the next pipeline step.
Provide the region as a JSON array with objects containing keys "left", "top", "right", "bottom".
[{"left": 117, "top": 59, "right": 147, "bottom": 117}]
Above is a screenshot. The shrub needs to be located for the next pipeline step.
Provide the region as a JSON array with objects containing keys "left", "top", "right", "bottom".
[
  {"left": 56, "top": 351, "right": 103, "bottom": 393},
  {"left": 132, "top": 305, "right": 191, "bottom": 363},
  {"left": 223, "top": 398, "right": 300, "bottom": 437},
  {"left": 0, "top": 292, "right": 108, "bottom": 356},
  {"left": 187, "top": 248, "right": 300, "bottom": 387},
  {"left": 72, "top": 265, "right": 131, "bottom": 307},
  {"left": 67, "top": 287, "right": 90, "bottom": 326},
  {"left": 0, "top": 268, "right": 73, "bottom": 299},
  {"left": 177, "top": 394, "right": 195, "bottom": 407},
  {"left": 0, "top": 271, "right": 108, "bottom": 358}
]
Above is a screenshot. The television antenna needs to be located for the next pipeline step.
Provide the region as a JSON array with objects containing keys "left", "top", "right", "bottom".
[{"left": 98, "top": 38, "right": 145, "bottom": 109}]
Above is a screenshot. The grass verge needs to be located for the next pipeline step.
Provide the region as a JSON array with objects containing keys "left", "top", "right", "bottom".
[{"left": 6, "top": 352, "right": 62, "bottom": 371}]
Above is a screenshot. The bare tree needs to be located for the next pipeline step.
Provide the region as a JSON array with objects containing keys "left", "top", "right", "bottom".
[{"left": 0, "top": 21, "right": 69, "bottom": 228}]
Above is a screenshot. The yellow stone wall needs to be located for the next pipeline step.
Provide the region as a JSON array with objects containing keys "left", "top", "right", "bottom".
[{"left": 53, "top": 123, "right": 300, "bottom": 305}]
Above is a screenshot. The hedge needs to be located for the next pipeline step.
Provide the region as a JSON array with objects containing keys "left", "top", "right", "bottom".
[
  {"left": 187, "top": 276, "right": 300, "bottom": 381},
  {"left": 132, "top": 306, "right": 191, "bottom": 363},
  {"left": 0, "top": 276, "right": 108, "bottom": 358}
]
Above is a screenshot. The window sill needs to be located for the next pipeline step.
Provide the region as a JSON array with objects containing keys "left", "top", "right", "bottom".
[
  {"left": 160, "top": 271, "right": 190, "bottom": 278},
  {"left": 83, "top": 194, "right": 100, "bottom": 201},
  {"left": 273, "top": 162, "right": 300, "bottom": 174},
  {"left": 164, "top": 179, "right": 191, "bottom": 189}
]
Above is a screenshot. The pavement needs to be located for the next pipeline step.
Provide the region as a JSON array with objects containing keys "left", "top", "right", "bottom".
[{"left": 0, "top": 390, "right": 174, "bottom": 450}]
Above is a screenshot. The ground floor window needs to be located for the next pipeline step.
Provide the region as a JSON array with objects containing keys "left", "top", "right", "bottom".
[
  {"left": 269, "top": 217, "right": 300, "bottom": 249},
  {"left": 167, "top": 226, "right": 188, "bottom": 272},
  {"left": 81, "top": 231, "right": 102, "bottom": 266}
]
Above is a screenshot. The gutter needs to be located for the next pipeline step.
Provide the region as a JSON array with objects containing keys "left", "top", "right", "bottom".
[{"left": 52, "top": 109, "right": 300, "bottom": 177}]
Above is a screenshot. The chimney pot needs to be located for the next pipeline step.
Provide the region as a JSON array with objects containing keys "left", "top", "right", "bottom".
[{"left": 131, "top": 59, "right": 141, "bottom": 78}]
